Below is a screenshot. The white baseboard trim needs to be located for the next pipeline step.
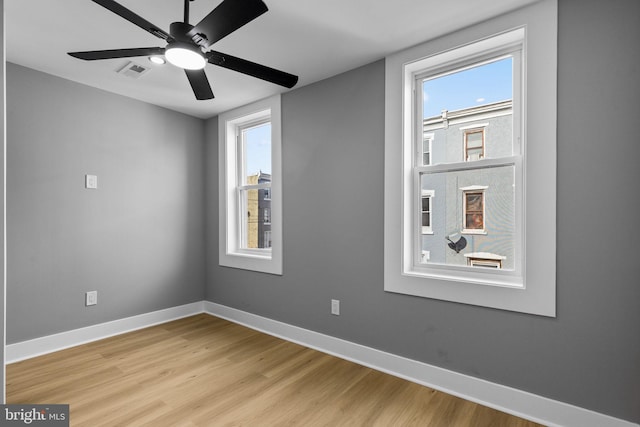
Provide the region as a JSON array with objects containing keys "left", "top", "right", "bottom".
[
  {"left": 5, "top": 301, "right": 205, "bottom": 364},
  {"left": 204, "top": 301, "right": 638, "bottom": 427},
  {"left": 5, "top": 300, "right": 636, "bottom": 427}
]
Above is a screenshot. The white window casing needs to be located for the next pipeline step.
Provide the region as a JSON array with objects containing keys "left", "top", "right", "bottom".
[
  {"left": 219, "top": 95, "right": 283, "bottom": 275},
  {"left": 384, "top": 0, "right": 557, "bottom": 316}
]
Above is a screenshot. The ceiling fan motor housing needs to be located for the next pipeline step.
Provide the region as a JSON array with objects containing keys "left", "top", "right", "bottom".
[{"left": 170, "top": 22, "right": 197, "bottom": 44}]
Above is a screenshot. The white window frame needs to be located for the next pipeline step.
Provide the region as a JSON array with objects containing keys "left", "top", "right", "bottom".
[
  {"left": 384, "top": 0, "right": 557, "bottom": 316},
  {"left": 219, "top": 95, "right": 283, "bottom": 275}
]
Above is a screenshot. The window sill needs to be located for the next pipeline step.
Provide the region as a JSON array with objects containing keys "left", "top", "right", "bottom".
[{"left": 462, "top": 229, "right": 487, "bottom": 235}]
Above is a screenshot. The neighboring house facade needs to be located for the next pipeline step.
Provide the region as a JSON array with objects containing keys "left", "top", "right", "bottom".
[
  {"left": 246, "top": 172, "right": 272, "bottom": 249},
  {"left": 421, "top": 100, "right": 515, "bottom": 269}
]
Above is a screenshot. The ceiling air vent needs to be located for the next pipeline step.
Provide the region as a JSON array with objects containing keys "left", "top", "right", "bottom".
[{"left": 117, "top": 61, "right": 150, "bottom": 79}]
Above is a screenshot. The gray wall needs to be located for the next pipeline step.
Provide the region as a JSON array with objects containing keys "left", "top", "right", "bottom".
[
  {"left": 205, "top": 0, "right": 640, "bottom": 423},
  {"left": 1, "top": 0, "right": 6, "bottom": 403},
  {"left": 6, "top": 64, "right": 205, "bottom": 343},
  {"left": 3, "top": 0, "right": 638, "bottom": 423}
]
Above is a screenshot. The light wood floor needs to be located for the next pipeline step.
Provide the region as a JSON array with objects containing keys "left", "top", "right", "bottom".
[{"left": 7, "top": 314, "right": 543, "bottom": 426}]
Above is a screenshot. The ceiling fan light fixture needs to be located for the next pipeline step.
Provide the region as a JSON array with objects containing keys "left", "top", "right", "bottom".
[
  {"left": 148, "top": 55, "right": 166, "bottom": 65},
  {"left": 165, "top": 42, "right": 206, "bottom": 70}
]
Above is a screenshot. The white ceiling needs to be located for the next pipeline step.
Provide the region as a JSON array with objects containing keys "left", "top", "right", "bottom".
[{"left": 6, "top": 0, "right": 539, "bottom": 119}]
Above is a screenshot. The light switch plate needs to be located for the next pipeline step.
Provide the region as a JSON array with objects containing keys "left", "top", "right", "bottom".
[
  {"left": 85, "top": 174, "right": 98, "bottom": 189},
  {"left": 331, "top": 299, "right": 340, "bottom": 316},
  {"left": 86, "top": 291, "right": 97, "bottom": 306}
]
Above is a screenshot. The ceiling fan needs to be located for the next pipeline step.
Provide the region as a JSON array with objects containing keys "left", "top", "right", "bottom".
[{"left": 68, "top": 0, "right": 299, "bottom": 100}]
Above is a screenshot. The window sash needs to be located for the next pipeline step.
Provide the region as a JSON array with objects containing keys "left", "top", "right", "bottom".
[{"left": 412, "top": 39, "right": 522, "bottom": 270}]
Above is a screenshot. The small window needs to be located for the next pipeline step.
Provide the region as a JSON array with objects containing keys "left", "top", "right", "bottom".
[
  {"left": 466, "top": 253, "right": 505, "bottom": 268},
  {"left": 219, "top": 95, "right": 282, "bottom": 275},
  {"left": 463, "top": 190, "right": 485, "bottom": 233},
  {"left": 421, "top": 190, "right": 434, "bottom": 234},
  {"left": 422, "top": 134, "right": 433, "bottom": 166},
  {"left": 464, "top": 129, "right": 485, "bottom": 161}
]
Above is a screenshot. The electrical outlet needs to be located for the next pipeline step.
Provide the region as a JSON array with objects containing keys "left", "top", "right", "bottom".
[
  {"left": 331, "top": 299, "right": 340, "bottom": 316},
  {"left": 86, "top": 291, "right": 98, "bottom": 306}
]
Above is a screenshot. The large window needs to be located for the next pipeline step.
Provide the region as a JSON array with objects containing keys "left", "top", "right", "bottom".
[
  {"left": 384, "top": 0, "right": 557, "bottom": 316},
  {"left": 219, "top": 95, "right": 282, "bottom": 275},
  {"left": 414, "top": 32, "right": 522, "bottom": 280}
]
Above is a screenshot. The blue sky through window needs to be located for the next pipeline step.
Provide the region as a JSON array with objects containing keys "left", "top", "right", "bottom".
[
  {"left": 245, "top": 123, "right": 271, "bottom": 176},
  {"left": 423, "top": 57, "right": 512, "bottom": 118}
]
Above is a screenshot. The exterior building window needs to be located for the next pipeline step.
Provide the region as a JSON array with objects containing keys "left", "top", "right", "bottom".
[
  {"left": 219, "top": 95, "right": 283, "bottom": 275},
  {"left": 465, "top": 253, "right": 505, "bottom": 268},
  {"left": 462, "top": 189, "right": 486, "bottom": 233},
  {"left": 422, "top": 134, "right": 433, "bottom": 166},
  {"left": 464, "top": 129, "right": 485, "bottom": 161},
  {"left": 384, "top": 1, "right": 558, "bottom": 317},
  {"left": 421, "top": 190, "right": 434, "bottom": 234}
]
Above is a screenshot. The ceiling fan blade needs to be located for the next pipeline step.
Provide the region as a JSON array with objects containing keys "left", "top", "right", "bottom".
[
  {"left": 185, "top": 69, "right": 214, "bottom": 100},
  {"left": 207, "top": 51, "right": 298, "bottom": 88},
  {"left": 187, "top": 0, "right": 268, "bottom": 48},
  {"left": 92, "top": 0, "right": 171, "bottom": 41},
  {"left": 68, "top": 47, "right": 165, "bottom": 61}
]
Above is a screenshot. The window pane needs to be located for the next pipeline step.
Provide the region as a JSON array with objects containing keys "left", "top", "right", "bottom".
[
  {"left": 243, "top": 122, "right": 271, "bottom": 184},
  {"left": 239, "top": 187, "right": 272, "bottom": 250},
  {"left": 422, "top": 57, "right": 513, "bottom": 163},
  {"left": 421, "top": 197, "right": 430, "bottom": 211},
  {"left": 466, "top": 131, "right": 483, "bottom": 147},
  {"left": 465, "top": 213, "right": 483, "bottom": 229},
  {"left": 466, "top": 193, "right": 483, "bottom": 211},
  {"left": 423, "top": 57, "right": 513, "bottom": 118},
  {"left": 422, "top": 213, "right": 430, "bottom": 227},
  {"left": 420, "top": 164, "right": 515, "bottom": 270}
]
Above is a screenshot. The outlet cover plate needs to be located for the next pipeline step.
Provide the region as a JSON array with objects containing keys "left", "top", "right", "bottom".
[{"left": 86, "top": 291, "right": 97, "bottom": 306}]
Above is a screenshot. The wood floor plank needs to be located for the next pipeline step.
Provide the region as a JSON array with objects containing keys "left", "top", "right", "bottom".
[{"left": 7, "top": 314, "right": 544, "bottom": 426}]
